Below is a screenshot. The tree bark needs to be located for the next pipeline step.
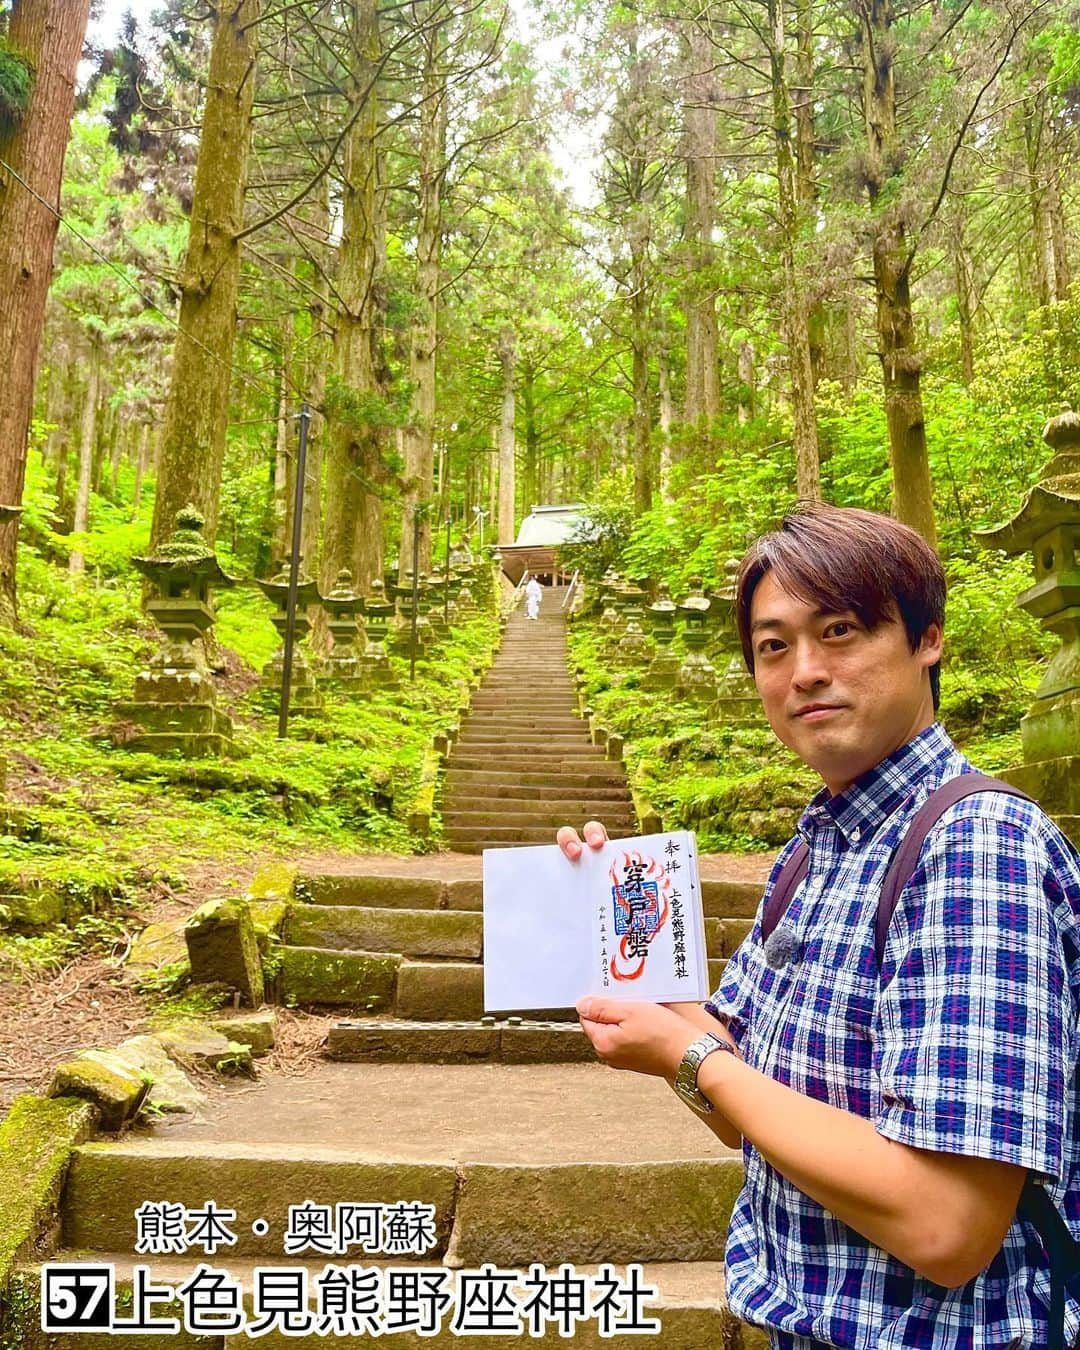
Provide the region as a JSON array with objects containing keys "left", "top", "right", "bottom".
[
  {"left": 858, "top": 0, "right": 936, "bottom": 545},
  {"left": 682, "top": 23, "right": 720, "bottom": 424},
  {"left": 0, "top": 0, "right": 93, "bottom": 621},
  {"left": 497, "top": 327, "right": 516, "bottom": 545},
  {"left": 150, "top": 0, "right": 260, "bottom": 553},
  {"left": 322, "top": 0, "right": 385, "bottom": 596},
  {"left": 398, "top": 5, "right": 447, "bottom": 580},
  {"left": 271, "top": 310, "right": 293, "bottom": 566},
  {"left": 69, "top": 338, "right": 100, "bottom": 573}
]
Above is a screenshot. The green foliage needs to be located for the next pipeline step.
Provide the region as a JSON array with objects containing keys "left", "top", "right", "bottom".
[{"left": 0, "top": 40, "right": 31, "bottom": 135}]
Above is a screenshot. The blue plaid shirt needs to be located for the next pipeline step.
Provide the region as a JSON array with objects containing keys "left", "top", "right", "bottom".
[{"left": 707, "top": 723, "right": 1080, "bottom": 1348}]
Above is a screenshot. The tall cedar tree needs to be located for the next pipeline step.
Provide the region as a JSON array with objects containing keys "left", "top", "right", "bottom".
[{"left": 0, "top": 0, "right": 92, "bottom": 621}]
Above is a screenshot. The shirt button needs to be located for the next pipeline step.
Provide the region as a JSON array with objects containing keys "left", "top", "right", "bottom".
[{"left": 850, "top": 827, "right": 861, "bottom": 842}]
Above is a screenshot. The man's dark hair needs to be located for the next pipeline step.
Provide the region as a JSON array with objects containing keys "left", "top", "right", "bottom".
[{"left": 735, "top": 503, "right": 946, "bottom": 709}]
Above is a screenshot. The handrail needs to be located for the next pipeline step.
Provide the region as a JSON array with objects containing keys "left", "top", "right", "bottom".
[
  {"left": 501, "top": 567, "right": 530, "bottom": 620},
  {"left": 561, "top": 569, "right": 580, "bottom": 611}
]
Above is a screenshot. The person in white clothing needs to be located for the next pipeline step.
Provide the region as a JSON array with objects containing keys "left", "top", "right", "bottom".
[{"left": 525, "top": 575, "right": 543, "bottom": 620}]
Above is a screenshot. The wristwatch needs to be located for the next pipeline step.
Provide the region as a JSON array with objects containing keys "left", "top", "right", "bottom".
[{"left": 672, "top": 1033, "right": 736, "bottom": 1114}]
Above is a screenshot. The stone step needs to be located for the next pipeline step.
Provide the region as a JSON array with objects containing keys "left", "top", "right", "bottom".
[
  {"left": 441, "top": 809, "right": 637, "bottom": 831},
  {"left": 327, "top": 1016, "right": 597, "bottom": 1064},
  {"left": 15, "top": 1255, "right": 745, "bottom": 1348},
  {"left": 460, "top": 717, "right": 589, "bottom": 732},
  {"left": 454, "top": 735, "right": 595, "bottom": 750},
  {"left": 444, "top": 768, "right": 629, "bottom": 790},
  {"left": 448, "top": 826, "right": 646, "bottom": 848},
  {"left": 294, "top": 873, "right": 482, "bottom": 911},
  {"left": 441, "top": 801, "right": 635, "bottom": 821},
  {"left": 59, "top": 1141, "right": 742, "bottom": 1267},
  {"left": 448, "top": 746, "right": 613, "bottom": 763},
  {"left": 278, "top": 950, "right": 727, "bottom": 1018},
  {"left": 285, "top": 904, "right": 483, "bottom": 959}
]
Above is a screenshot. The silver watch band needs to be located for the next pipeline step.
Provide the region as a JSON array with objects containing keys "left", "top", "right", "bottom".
[{"left": 673, "top": 1032, "right": 736, "bottom": 1114}]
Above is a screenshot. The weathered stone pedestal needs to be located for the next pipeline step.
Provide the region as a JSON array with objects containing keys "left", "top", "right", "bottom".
[
  {"left": 711, "top": 559, "right": 761, "bottom": 726},
  {"left": 359, "top": 578, "right": 399, "bottom": 688},
  {"left": 677, "top": 578, "right": 717, "bottom": 701},
  {"left": 644, "top": 582, "right": 680, "bottom": 690},
  {"left": 321, "top": 569, "right": 365, "bottom": 689},
  {"left": 257, "top": 564, "right": 323, "bottom": 714},
  {"left": 117, "top": 507, "right": 235, "bottom": 756},
  {"left": 976, "top": 407, "right": 1080, "bottom": 845}
]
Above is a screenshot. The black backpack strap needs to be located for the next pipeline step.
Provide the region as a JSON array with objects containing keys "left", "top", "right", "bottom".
[
  {"left": 760, "top": 841, "right": 809, "bottom": 946},
  {"left": 1020, "top": 1167, "right": 1080, "bottom": 1350},
  {"left": 875, "top": 773, "right": 1034, "bottom": 966}
]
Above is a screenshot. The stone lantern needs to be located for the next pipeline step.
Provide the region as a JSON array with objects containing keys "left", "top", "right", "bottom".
[
  {"left": 975, "top": 406, "right": 1080, "bottom": 843},
  {"left": 644, "top": 581, "right": 679, "bottom": 689},
  {"left": 321, "top": 568, "right": 365, "bottom": 688},
  {"left": 712, "top": 558, "right": 761, "bottom": 724},
  {"left": 677, "top": 576, "right": 717, "bottom": 700},
  {"left": 598, "top": 569, "right": 622, "bottom": 630},
  {"left": 359, "top": 577, "right": 398, "bottom": 687},
  {"left": 391, "top": 572, "right": 433, "bottom": 658},
  {"left": 616, "top": 580, "right": 652, "bottom": 662},
  {"left": 118, "top": 505, "right": 235, "bottom": 756},
  {"left": 256, "top": 559, "right": 322, "bottom": 713}
]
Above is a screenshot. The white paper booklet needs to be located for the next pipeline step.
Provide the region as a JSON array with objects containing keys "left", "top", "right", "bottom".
[{"left": 482, "top": 831, "right": 709, "bottom": 1012}]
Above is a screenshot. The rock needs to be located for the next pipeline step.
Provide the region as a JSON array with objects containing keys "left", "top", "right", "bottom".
[
  {"left": 47, "top": 1051, "right": 151, "bottom": 1132},
  {"left": 246, "top": 861, "right": 296, "bottom": 902},
  {"left": 278, "top": 946, "right": 399, "bottom": 1008},
  {"left": 0, "top": 1094, "right": 96, "bottom": 1286},
  {"left": 111, "top": 1035, "right": 208, "bottom": 1115},
  {"left": 209, "top": 1008, "right": 276, "bottom": 1056},
  {"left": 185, "top": 897, "right": 264, "bottom": 1006},
  {"left": 126, "top": 919, "right": 189, "bottom": 976},
  {"left": 155, "top": 1021, "right": 255, "bottom": 1077}
]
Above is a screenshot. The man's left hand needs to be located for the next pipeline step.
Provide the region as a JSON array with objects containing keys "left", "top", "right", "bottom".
[{"left": 576, "top": 997, "right": 699, "bottom": 1079}]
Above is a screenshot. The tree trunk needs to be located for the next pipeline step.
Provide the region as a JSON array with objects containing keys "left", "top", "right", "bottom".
[
  {"left": 858, "top": 0, "right": 936, "bottom": 545},
  {"left": 521, "top": 359, "right": 538, "bottom": 514},
  {"left": 952, "top": 219, "right": 975, "bottom": 386},
  {"left": 0, "top": 0, "right": 93, "bottom": 621},
  {"left": 398, "top": 5, "right": 447, "bottom": 582},
  {"left": 768, "top": 0, "right": 820, "bottom": 500},
  {"left": 271, "top": 313, "right": 293, "bottom": 566},
  {"left": 69, "top": 339, "right": 100, "bottom": 573},
  {"left": 682, "top": 24, "right": 720, "bottom": 424},
  {"left": 1047, "top": 160, "right": 1070, "bottom": 302},
  {"left": 150, "top": 0, "right": 260, "bottom": 553},
  {"left": 658, "top": 341, "right": 673, "bottom": 501},
  {"left": 133, "top": 421, "right": 151, "bottom": 520},
  {"left": 322, "top": 0, "right": 385, "bottom": 596},
  {"left": 737, "top": 339, "right": 755, "bottom": 423},
  {"left": 497, "top": 328, "right": 516, "bottom": 545},
  {"left": 1023, "top": 94, "right": 1055, "bottom": 310},
  {"left": 794, "top": 0, "right": 824, "bottom": 385}
]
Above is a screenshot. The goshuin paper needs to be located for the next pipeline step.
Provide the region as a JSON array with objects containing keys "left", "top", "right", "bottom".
[{"left": 482, "top": 831, "right": 709, "bottom": 1012}]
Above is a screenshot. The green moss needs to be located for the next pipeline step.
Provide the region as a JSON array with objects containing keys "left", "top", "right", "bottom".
[
  {"left": 0, "top": 44, "right": 32, "bottom": 137},
  {"left": 0, "top": 1095, "right": 97, "bottom": 1287}
]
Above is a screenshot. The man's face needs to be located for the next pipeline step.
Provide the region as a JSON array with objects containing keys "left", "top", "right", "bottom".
[{"left": 748, "top": 570, "right": 943, "bottom": 795}]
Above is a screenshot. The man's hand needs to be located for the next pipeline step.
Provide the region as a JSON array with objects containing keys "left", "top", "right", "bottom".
[
  {"left": 576, "top": 996, "right": 699, "bottom": 1079},
  {"left": 556, "top": 820, "right": 608, "bottom": 861}
]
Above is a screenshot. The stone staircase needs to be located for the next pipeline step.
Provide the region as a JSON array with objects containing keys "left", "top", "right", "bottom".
[
  {"left": 442, "top": 587, "right": 637, "bottom": 851},
  {"left": 8, "top": 588, "right": 776, "bottom": 1348}
]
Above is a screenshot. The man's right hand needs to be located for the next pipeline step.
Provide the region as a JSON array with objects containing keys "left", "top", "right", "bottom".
[{"left": 556, "top": 820, "right": 609, "bottom": 861}]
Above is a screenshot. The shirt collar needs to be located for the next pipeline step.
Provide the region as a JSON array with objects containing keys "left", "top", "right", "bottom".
[{"left": 797, "top": 721, "right": 957, "bottom": 847}]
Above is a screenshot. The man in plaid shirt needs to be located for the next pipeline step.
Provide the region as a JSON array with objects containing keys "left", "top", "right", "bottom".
[{"left": 559, "top": 504, "right": 1080, "bottom": 1347}]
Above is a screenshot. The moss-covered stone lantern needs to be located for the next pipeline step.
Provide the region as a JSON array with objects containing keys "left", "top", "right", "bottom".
[
  {"left": 321, "top": 568, "right": 365, "bottom": 688},
  {"left": 644, "top": 581, "right": 679, "bottom": 689},
  {"left": 118, "top": 505, "right": 235, "bottom": 756},
  {"left": 391, "top": 571, "right": 434, "bottom": 659},
  {"left": 598, "top": 569, "right": 622, "bottom": 630},
  {"left": 712, "top": 558, "right": 761, "bottom": 725},
  {"left": 256, "top": 559, "right": 322, "bottom": 713},
  {"left": 677, "top": 576, "right": 717, "bottom": 701},
  {"left": 616, "top": 580, "right": 651, "bottom": 661},
  {"left": 359, "top": 577, "right": 398, "bottom": 687},
  {"left": 975, "top": 407, "right": 1080, "bottom": 844}
]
